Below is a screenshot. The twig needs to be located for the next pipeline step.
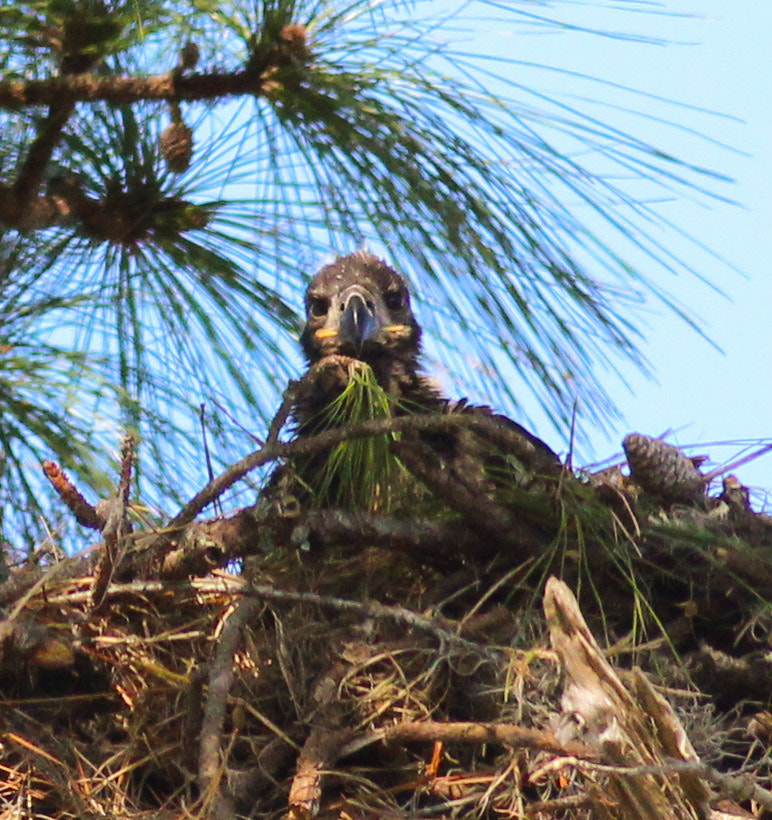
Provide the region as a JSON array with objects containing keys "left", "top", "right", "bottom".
[
  {"left": 523, "top": 794, "right": 597, "bottom": 815},
  {"left": 382, "top": 720, "right": 596, "bottom": 759},
  {"left": 90, "top": 435, "right": 136, "bottom": 612},
  {"left": 168, "top": 409, "right": 546, "bottom": 530},
  {"left": 546, "top": 758, "right": 772, "bottom": 814},
  {"left": 703, "top": 442, "right": 772, "bottom": 482},
  {"left": 266, "top": 380, "right": 299, "bottom": 446},
  {"left": 246, "top": 583, "right": 492, "bottom": 656},
  {"left": 41, "top": 460, "right": 105, "bottom": 530},
  {"left": 198, "top": 597, "right": 261, "bottom": 818}
]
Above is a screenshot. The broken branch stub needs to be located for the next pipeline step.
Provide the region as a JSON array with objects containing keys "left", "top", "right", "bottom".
[{"left": 543, "top": 576, "right": 710, "bottom": 820}]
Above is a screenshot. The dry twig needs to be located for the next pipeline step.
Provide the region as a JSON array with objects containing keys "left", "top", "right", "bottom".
[{"left": 198, "top": 596, "right": 261, "bottom": 818}]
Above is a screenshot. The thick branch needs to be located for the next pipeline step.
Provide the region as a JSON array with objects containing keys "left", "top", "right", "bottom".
[
  {"left": 11, "top": 99, "right": 75, "bottom": 212},
  {"left": 0, "top": 68, "right": 267, "bottom": 110}
]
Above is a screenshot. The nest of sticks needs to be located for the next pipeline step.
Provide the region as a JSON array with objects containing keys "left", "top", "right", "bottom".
[{"left": 0, "top": 371, "right": 771, "bottom": 819}]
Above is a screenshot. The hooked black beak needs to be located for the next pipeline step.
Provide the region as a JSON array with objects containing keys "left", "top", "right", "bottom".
[{"left": 338, "top": 287, "right": 382, "bottom": 350}]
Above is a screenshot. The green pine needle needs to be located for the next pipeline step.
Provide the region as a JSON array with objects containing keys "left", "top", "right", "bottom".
[{"left": 308, "top": 362, "right": 413, "bottom": 512}]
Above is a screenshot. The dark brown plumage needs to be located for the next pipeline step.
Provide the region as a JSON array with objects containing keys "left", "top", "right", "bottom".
[{"left": 271, "top": 251, "right": 560, "bottom": 510}]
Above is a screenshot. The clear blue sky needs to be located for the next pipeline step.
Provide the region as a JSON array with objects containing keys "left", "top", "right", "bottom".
[{"left": 458, "top": 1, "right": 772, "bottom": 500}]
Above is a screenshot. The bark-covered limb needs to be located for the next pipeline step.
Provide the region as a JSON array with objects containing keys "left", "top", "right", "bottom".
[
  {"left": 9, "top": 98, "right": 75, "bottom": 217},
  {"left": 0, "top": 68, "right": 266, "bottom": 110},
  {"left": 198, "top": 596, "right": 261, "bottom": 819},
  {"left": 299, "top": 508, "right": 481, "bottom": 564},
  {"left": 382, "top": 720, "right": 596, "bottom": 759},
  {"left": 128, "top": 505, "right": 473, "bottom": 580}
]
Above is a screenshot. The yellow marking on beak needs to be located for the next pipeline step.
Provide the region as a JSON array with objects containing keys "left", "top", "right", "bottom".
[
  {"left": 314, "top": 328, "right": 338, "bottom": 339},
  {"left": 384, "top": 324, "right": 408, "bottom": 333}
]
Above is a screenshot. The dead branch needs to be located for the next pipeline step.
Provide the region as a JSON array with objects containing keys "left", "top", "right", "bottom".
[
  {"left": 288, "top": 726, "right": 353, "bottom": 820},
  {"left": 382, "top": 720, "right": 596, "bottom": 759},
  {"left": 90, "top": 435, "right": 136, "bottom": 611},
  {"left": 296, "top": 508, "right": 482, "bottom": 564},
  {"left": 245, "top": 582, "right": 491, "bottom": 655},
  {"left": 198, "top": 596, "right": 261, "bottom": 818},
  {"left": 544, "top": 576, "right": 710, "bottom": 820},
  {"left": 523, "top": 793, "right": 599, "bottom": 815},
  {"left": 41, "top": 460, "right": 104, "bottom": 531},
  {"left": 555, "top": 759, "right": 772, "bottom": 815}
]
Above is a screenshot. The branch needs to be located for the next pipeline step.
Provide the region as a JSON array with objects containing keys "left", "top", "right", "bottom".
[
  {"left": 198, "top": 596, "right": 261, "bottom": 819},
  {"left": 381, "top": 720, "right": 596, "bottom": 759},
  {"left": 298, "top": 508, "right": 483, "bottom": 563},
  {"left": 245, "top": 583, "right": 491, "bottom": 656},
  {"left": 167, "top": 410, "right": 551, "bottom": 530},
  {"left": 0, "top": 68, "right": 267, "bottom": 110},
  {"left": 9, "top": 99, "right": 75, "bottom": 218}
]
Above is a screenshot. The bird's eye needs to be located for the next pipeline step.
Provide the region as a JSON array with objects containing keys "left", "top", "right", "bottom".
[
  {"left": 384, "top": 290, "right": 404, "bottom": 311},
  {"left": 308, "top": 295, "right": 329, "bottom": 318}
]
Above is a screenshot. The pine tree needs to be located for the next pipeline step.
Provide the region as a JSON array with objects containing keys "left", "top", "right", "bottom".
[{"left": 0, "top": 0, "right": 725, "bottom": 551}]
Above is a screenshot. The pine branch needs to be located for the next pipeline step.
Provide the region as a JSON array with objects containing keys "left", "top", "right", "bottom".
[
  {"left": 0, "top": 22, "right": 308, "bottom": 112},
  {"left": 0, "top": 67, "right": 266, "bottom": 109},
  {"left": 9, "top": 99, "right": 74, "bottom": 217},
  {"left": 0, "top": 174, "right": 205, "bottom": 234}
]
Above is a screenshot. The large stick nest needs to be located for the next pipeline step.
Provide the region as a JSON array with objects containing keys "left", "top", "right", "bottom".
[{"left": 1, "top": 369, "right": 771, "bottom": 819}]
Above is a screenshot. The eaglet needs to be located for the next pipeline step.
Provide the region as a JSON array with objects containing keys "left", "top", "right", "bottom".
[{"left": 270, "top": 250, "right": 560, "bottom": 512}]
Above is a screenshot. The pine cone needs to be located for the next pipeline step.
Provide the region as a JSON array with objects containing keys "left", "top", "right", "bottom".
[
  {"left": 622, "top": 433, "right": 704, "bottom": 504},
  {"left": 161, "top": 122, "right": 194, "bottom": 173}
]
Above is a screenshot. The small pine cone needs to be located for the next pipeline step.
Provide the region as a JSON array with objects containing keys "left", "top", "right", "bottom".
[
  {"left": 179, "top": 41, "right": 200, "bottom": 70},
  {"left": 161, "top": 122, "right": 193, "bottom": 173},
  {"left": 622, "top": 433, "right": 704, "bottom": 504}
]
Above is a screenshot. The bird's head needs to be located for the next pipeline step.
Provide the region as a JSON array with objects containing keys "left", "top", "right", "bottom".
[{"left": 300, "top": 252, "right": 421, "bottom": 371}]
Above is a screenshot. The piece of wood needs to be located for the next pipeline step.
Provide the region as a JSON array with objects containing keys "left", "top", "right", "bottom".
[{"left": 543, "top": 576, "right": 710, "bottom": 820}]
